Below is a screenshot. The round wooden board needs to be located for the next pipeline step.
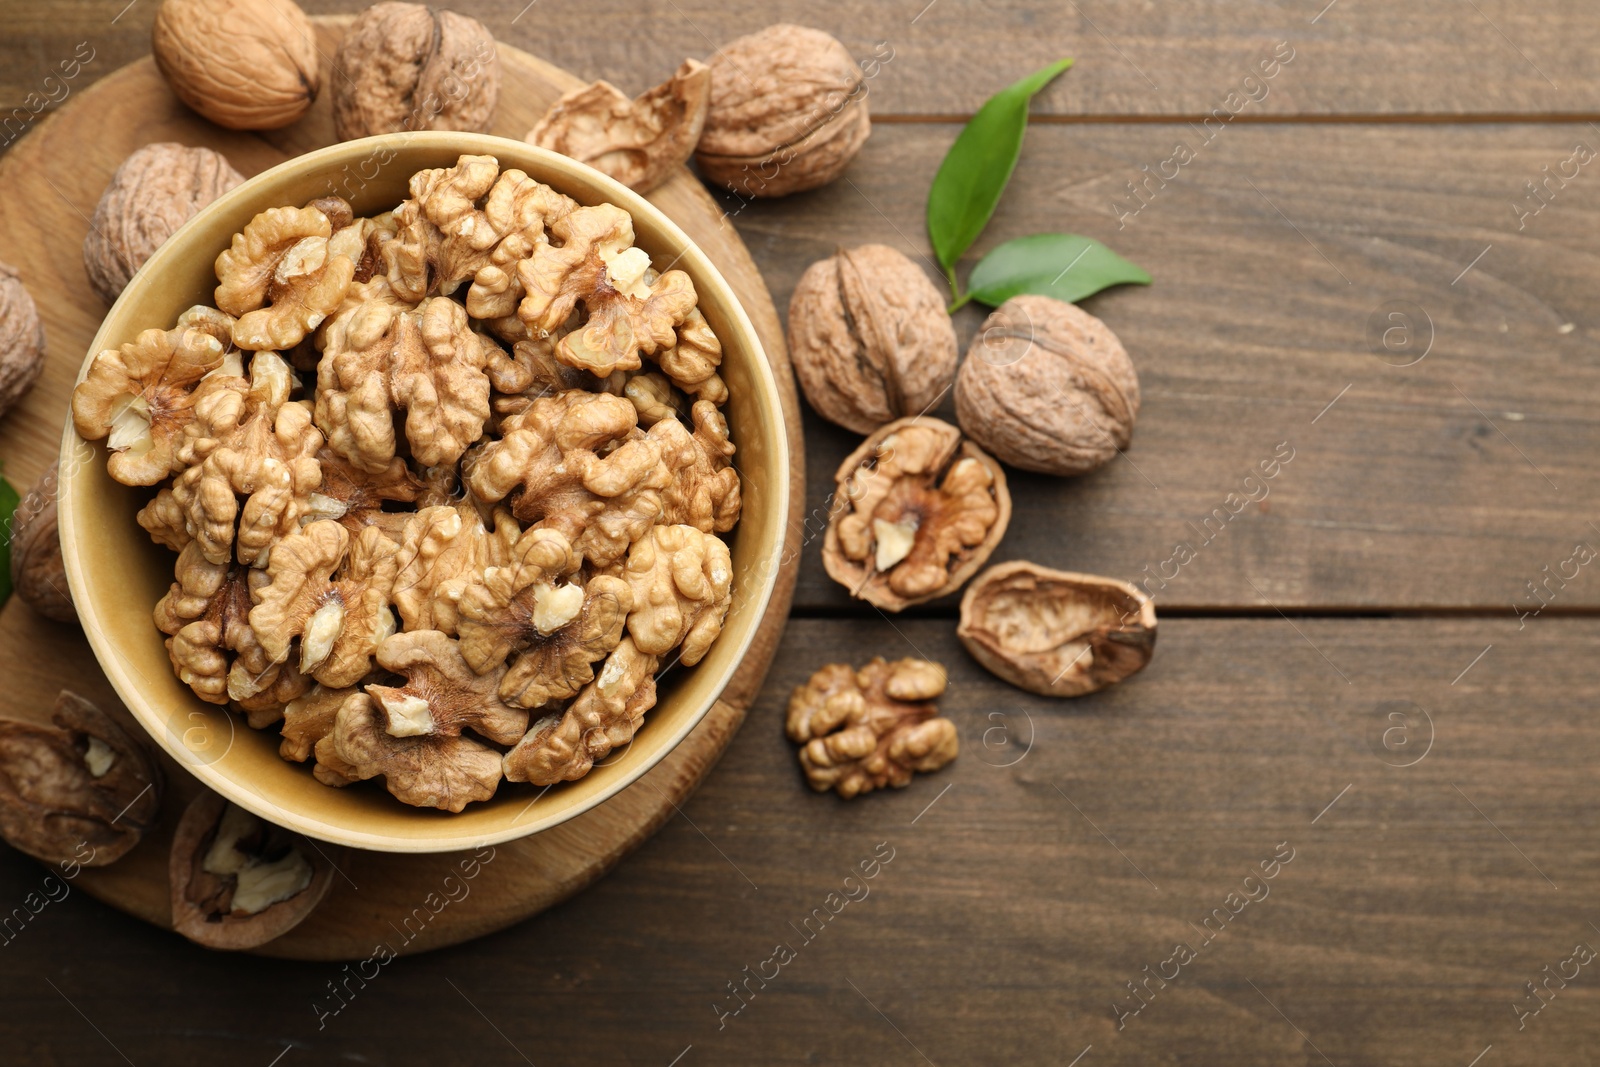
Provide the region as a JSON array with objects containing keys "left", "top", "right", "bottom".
[{"left": 0, "top": 18, "right": 804, "bottom": 960}]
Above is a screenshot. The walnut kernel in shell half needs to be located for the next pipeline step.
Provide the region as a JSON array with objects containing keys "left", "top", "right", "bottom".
[
  {"left": 0, "top": 691, "right": 164, "bottom": 866},
  {"left": 958, "top": 561, "right": 1156, "bottom": 697},
  {"left": 956, "top": 294, "right": 1140, "bottom": 477},
  {"left": 11, "top": 461, "right": 77, "bottom": 623},
  {"left": 169, "top": 790, "right": 339, "bottom": 950},
  {"left": 695, "top": 24, "right": 871, "bottom": 198},
  {"left": 85, "top": 143, "right": 245, "bottom": 304},
  {"left": 788, "top": 244, "right": 956, "bottom": 434},
  {"left": 786, "top": 657, "right": 958, "bottom": 798},
  {"left": 152, "top": 0, "right": 320, "bottom": 131},
  {"left": 332, "top": 2, "right": 501, "bottom": 141},
  {"left": 823, "top": 416, "right": 1010, "bottom": 611},
  {"left": 529, "top": 59, "right": 711, "bottom": 195},
  {"left": 0, "top": 259, "right": 45, "bottom": 421}
]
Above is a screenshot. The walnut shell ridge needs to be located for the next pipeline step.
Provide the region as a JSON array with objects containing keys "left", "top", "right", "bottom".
[
  {"left": 788, "top": 244, "right": 956, "bottom": 434},
  {"left": 955, "top": 295, "right": 1140, "bottom": 476},
  {"left": 11, "top": 461, "right": 77, "bottom": 623},
  {"left": 332, "top": 2, "right": 501, "bottom": 141},
  {"left": 84, "top": 143, "right": 245, "bottom": 304},
  {"left": 695, "top": 24, "right": 870, "bottom": 198},
  {"left": 0, "top": 260, "right": 44, "bottom": 421},
  {"left": 152, "top": 0, "right": 320, "bottom": 131}
]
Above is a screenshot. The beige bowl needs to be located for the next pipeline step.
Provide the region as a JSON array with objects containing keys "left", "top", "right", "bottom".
[{"left": 58, "top": 133, "right": 788, "bottom": 853}]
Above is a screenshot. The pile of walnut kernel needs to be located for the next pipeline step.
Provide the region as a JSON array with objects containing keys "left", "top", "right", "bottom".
[{"left": 70, "top": 153, "right": 741, "bottom": 813}]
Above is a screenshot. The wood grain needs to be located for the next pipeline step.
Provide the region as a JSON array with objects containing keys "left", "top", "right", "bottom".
[
  {"left": 770, "top": 120, "right": 1600, "bottom": 613},
  {"left": 3, "top": 616, "right": 1595, "bottom": 1064},
  {"left": 1, "top": 0, "right": 1594, "bottom": 122},
  {"left": 0, "top": 18, "right": 806, "bottom": 958}
]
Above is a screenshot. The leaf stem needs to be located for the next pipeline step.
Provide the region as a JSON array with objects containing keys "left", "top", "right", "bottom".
[{"left": 947, "top": 291, "right": 973, "bottom": 314}]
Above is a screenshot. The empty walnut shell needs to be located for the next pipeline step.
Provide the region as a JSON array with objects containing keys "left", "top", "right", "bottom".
[
  {"left": 823, "top": 416, "right": 1010, "bottom": 611},
  {"left": 84, "top": 143, "right": 245, "bottom": 304},
  {"left": 955, "top": 295, "right": 1140, "bottom": 476},
  {"left": 152, "top": 0, "right": 321, "bottom": 130},
  {"left": 0, "top": 260, "right": 44, "bottom": 421},
  {"left": 789, "top": 244, "right": 956, "bottom": 434},
  {"left": 169, "top": 790, "right": 338, "bottom": 950},
  {"left": 0, "top": 691, "right": 164, "bottom": 866},
  {"left": 957, "top": 561, "right": 1156, "bottom": 697},
  {"left": 696, "top": 24, "right": 870, "bottom": 198},
  {"left": 11, "top": 461, "right": 76, "bottom": 623},
  {"left": 332, "top": 2, "right": 501, "bottom": 141}
]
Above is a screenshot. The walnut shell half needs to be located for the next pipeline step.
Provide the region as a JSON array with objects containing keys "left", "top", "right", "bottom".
[
  {"left": 0, "top": 259, "right": 45, "bottom": 421},
  {"left": 152, "top": 0, "right": 320, "bottom": 130},
  {"left": 695, "top": 24, "right": 870, "bottom": 198},
  {"left": 169, "top": 790, "right": 338, "bottom": 950},
  {"left": 332, "top": 2, "right": 501, "bottom": 141},
  {"left": 955, "top": 295, "right": 1140, "bottom": 476},
  {"left": 85, "top": 143, "right": 245, "bottom": 304},
  {"left": 11, "top": 461, "right": 77, "bottom": 623},
  {"left": 957, "top": 561, "right": 1156, "bottom": 697},
  {"left": 789, "top": 244, "right": 956, "bottom": 434},
  {"left": 0, "top": 691, "right": 164, "bottom": 866},
  {"left": 823, "top": 416, "right": 1010, "bottom": 611}
]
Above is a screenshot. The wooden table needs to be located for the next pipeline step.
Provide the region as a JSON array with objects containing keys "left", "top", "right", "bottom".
[{"left": 3, "top": 2, "right": 1598, "bottom": 1064}]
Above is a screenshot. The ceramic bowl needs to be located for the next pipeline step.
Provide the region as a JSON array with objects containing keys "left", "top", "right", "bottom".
[{"left": 58, "top": 133, "right": 788, "bottom": 853}]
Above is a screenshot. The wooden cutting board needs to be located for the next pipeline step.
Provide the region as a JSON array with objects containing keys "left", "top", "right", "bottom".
[{"left": 0, "top": 17, "right": 804, "bottom": 960}]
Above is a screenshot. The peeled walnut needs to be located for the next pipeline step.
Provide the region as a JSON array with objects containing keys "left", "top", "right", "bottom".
[
  {"left": 958, "top": 562, "right": 1156, "bottom": 697},
  {"left": 169, "top": 791, "right": 337, "bottom": 950},
  {"left": 789, "top": 244, "right": 956, "bottom": 434},
  {"left": 623, "top": 524, "right": 732, "bottom": 666},
  {"left": 0, "top": 691, "right": 164, "bottom": 866},
  {"left": 786, "top": 658, "right": 957, "bottom": 799},
  {"left": 529, "top": 60, "right": 711, "bottom": 194},
  {"left": 955, "top": 295, "right": 1140, "bottom": 476},
  {"left": 152, "top": 0, "right": 320, "bottom": 130},
  {"left": 696, "top": 24, "right": 870, "bottom": 198},
  {"left": 332, "top": 2, "right": 501, "bottom": 142},
  {"left": 823, "top": 417, "right": 1010, "bottom": 611},
  {"left": 502, "top": 636, "right": 659, "bottom": 785},
  {"left": 154, "top": 542, "right": 277, "bottom": 705},
  {"left": 214, "top": 201, "right": 357, "bottom": 352},
  {"left": 10, "top": 462, "right": 76, "bottom": 623},
  {"left": 0, "top": 260, "right": 45, "bottom": 421},
  {"left": 302, "top": 447, "right": 423, "bottom": 536},
  {"left": 84, "top": 143, "right": 245, "bottom": 304}
]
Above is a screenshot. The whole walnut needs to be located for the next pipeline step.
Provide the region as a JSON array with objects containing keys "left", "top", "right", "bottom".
[
  {"left": 332, "top": 3, "right": 501, "bottom": 141},
  {"left": 789, "top": 244, "right": 956, "bottom": 434},
  {"left": 10, "top": 462, "right": 76, "bottom": 623},
  {"left": 84, "top": 143, "right": 245, "bottom": 304},
  {"left": 0, "top": 260, "right": 44, "bottom": 421},
  {"left": 152, "top": 0, "right": 320, "bottom": 130},
  {"left": 696, "top": 24, "right": 870, "bottom": 198},
  {"left": 955, "top": 295, "right": 1140, "bottom": 476}
]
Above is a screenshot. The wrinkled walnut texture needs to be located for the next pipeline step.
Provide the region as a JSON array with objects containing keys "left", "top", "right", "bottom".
[
  {"left": 0, "top": 260, "right": 45, "bottom": 421},
  {"left": 955, "top": 295, "right": 1141, "bottom": 476},
  {"left": 332, "top": 2, "right": 501, "bottom": 141},
  {"left": 788, "top": 244, "right": 956, "bottom": 434},
  {"left": 786, "top": 658, "right": 957, "bottom": 798},
  {"left": 958, "top": 561, "right": 1157, "bottom": 697},
  {"left": 11, "top": 461, "right": 77, "bottom": 623},
  {"left": 152, "top": 0, "right": 320, "bottom": 130}
]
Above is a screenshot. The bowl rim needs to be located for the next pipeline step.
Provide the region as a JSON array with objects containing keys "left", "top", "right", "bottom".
[{"left": 57, "top": 132, "right": 788, "bottom": 852}]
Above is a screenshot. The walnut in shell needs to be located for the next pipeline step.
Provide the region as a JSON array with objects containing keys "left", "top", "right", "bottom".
[
  {"left": 955, "top": 295, "right": 1140, "bottom": 476},
  {"left": 823, "top": 416, "right": 1010, "bottom": 611},
  {"left": 529, "top": 59, "right": 711, "bottom": 194},
  {"left": 84, "top": 143, "right": 245, "bottom": 304},
  {"left": 152, "top": 0, "right": 320, "bottom": 130},
  {"left": 788, "top": 244, "right": 956, "bottom": 434},
  {"left": 786, "top": 658, "right": 957, "bottom": 798},
  {"left": 10, "top": 461, "right": 76, "bottom": 623},
  {"left": 0, "top": 260, "right": 45, "bottom": 421},
  {"left": 332, "top": 2, "right": 501, "bottom": 141},
  {"left": 0, "top": 691, "right": 164, "bottom": 866},
  {"left": 169, "top": 790, "right": 338, "bottom": 950},
  {"left": 957, "top": 562, "right": 1156, "bottom": 697},
  {"left": 696, "top": 24, "right": 870, "bottom": 198}
]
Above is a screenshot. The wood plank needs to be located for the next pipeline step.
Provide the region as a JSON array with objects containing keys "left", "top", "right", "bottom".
[
  {"left": 1, "top": 0, "right": 1597, "bottom": 122},
  {"left": 764, "top": 120, "right": 1600, "bottom": 612},
  {"left": 2, "top": 616, "right": 1595, "bottom": 1063}
]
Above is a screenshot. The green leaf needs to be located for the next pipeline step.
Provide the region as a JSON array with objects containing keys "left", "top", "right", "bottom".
[
  {"left": 927, "top": 58, "right": 1073, "bottom": 293},
  {"left": 0, "top": 474, "right": 19, "bottom": 606},
  {"left": 966, "top": 233, "right": 1151, "bottom": 307}
]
